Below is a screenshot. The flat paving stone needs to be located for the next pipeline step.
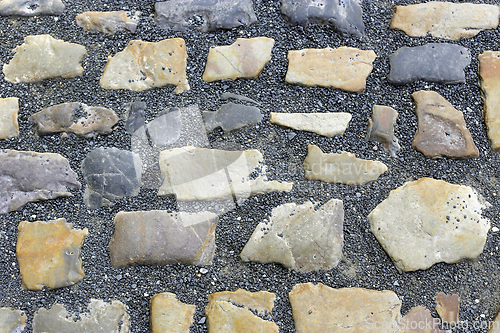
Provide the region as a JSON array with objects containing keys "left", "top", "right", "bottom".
[
  {"left": 270, "top": 112, "right": 351, "bottom": 137},
  {"left": 76, "top": 11, "right": 140, "bottom": 34},
  {"left": 479, "top": 51, "right": 500, "bottom": 150},
  {"left": 0, "top": 308, "right": 26, "bottom": 333},
  {"left": 0, "top": 97, "right": 19, "bottom": 139},
  {"left": 367, "top": 105, "right": 400, "bottom": 157},
  {"left": 0, "top": 0, "right": 64, "bottom": 16},
  {"left": 203, "top": 102, "right": 262, "bottom": 133},
  {"left": 150, "top": 292, "right": 196, "bottom": 333}
]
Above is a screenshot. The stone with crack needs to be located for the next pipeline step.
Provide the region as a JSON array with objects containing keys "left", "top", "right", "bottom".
[
  {"left": 479, "top": 51, "right": 500, "bottom": 150},
  {"left": 0, "top": 0, "right": 64, "bottom": 16},
  {"left": 367, "top": 105, "right": 400, "bottom": 157},
  {"left": 401, "top": 306, "right": 445, "bottom": 333},
  {"left": 150, "top": 292, "right": 196, "bottom": 333},
  {"left": 435, "top": 292, "right": 460, "bottom": 325},
  {"left": 124, "top": 101, "right": 146, "bottom": 134},
  {"left": 76, "top": 11, "right": 140, "bottom": 34},
  {"left": 270, "top": 112, "right": 351, "bottom": 137},
  {"left": 0, "top": 97, "right": 19, "bottom": 139},
  {"left": 203, "top": 102, "right": 262, "bottom": 133},
  {"left": 0, "top": 308, "right": 26, "bottom": 333}
]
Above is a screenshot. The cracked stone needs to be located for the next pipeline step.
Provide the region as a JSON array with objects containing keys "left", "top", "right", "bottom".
[
  {"left": 124, "top": 101, "right": 146, "bottom": 135},
  {"left": 367, "top": 105, "right": 400, "bottom": 157},
  {"left": 151, "top": 292, "right": 196, "bottom": 333},
  {"left": 0, "top": 97, "right": 19, "bottom": 139},
  {"left": 203, "top": 102, "right": 262, "bottom": 133},
  {"left": 401, "top": 306, "right": 445, "bottom": 333},
  {"left": 0, "top": 308, "right": 26, "bottom": 333},
  {"left": 479, "top": 51, "right": 500, "bottom": 150},
  {"left": 100, "top": 38, "right": 189, "bottom": 94},
  {"left": 16, "top": 218, "right": 88, "bottom": 290},
  {"left": 0, "top": 0, "right": 64, "bottom": 16},
  {"left": 435, "top": 292, "right": 460, "bottom": 325},
  {"left": 285, "top": 46, "right": 376, "bottom": 92},
  {"left": 369, "top": 177, "right": 491, "bottom": 272},
  {"left": 76, "top": 11, "right": 140, "bottom": 34},
  {"left": 270, "top": 112, "right": 351, "bottom": 137},
  {"left": 202, "top": 37, "right": 274, "bottom": 82}
]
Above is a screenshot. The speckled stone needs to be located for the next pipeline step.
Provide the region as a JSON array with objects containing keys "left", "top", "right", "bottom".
[
  {"left": 435, "top": 292, "right": 460, "bottom": 325},
  {"left": 367, "top": 105, "right": 400, "bottom": 157},
  {"left": 0, "top": 0, "right": 64, "bottom": 16},
  {"left": 0, "top": 308, "right": 26, "bottom": 333},
  {"left": 270, "top": 112, "right": 351, "bottom": 137},
  {"left": 150, "top": 292, "right": 196, "bottom": 333},
  {"left": 0, "top": 97, "right": 19, "bottom": 139},
  {"left": 76, "top": 11, "right": 140, "bottom": 34},
  {"left": 203, "top": 102, "right": 262, "bottom": 133},
  {"left": 479, "top": 51, "right": 500, "bottom": 150}
]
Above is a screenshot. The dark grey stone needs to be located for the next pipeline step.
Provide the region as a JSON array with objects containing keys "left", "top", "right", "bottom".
[
  {"left": 124, "top": 101, "right": 146, "bottom": 134},
  {"left": 221, "top": 92, "right": 261, "bottom": 106},
  {"left": 0, "top": 0, "right": 65, "bottom": 16},
  {"left": 203, "top": 102, "right": 262, "bottom": 133}
]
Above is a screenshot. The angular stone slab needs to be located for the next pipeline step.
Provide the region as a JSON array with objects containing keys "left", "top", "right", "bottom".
[
  {"left": 479, "top": 51, "right": 500, "bottom": 150},
  {"left": 76, "top": 11, "right": 140, "bottom": 34},
  {"left": 0, "top": 308, "right": 26, "bottom": 333},
  {"left": 369, "top": 178, "right": 491, "bottom": 272},
  {"left": 289, "top": 283, "right": 401, "bottom": 333},
  {"left": 30, "top": 102, "right": 119, "bottom": 137},
  {"left": 100, "top": 38, "right": 189, "bottom": 94},
  {"left": 285, "top": 47, "right": 376, "bottom": 93},
  {"left": 390, "top": 2, "right": 499, "bottom": 40},
  {"left": 0, "top": 150, "right": 81, "bottom": 214},
  {"left": 151, "top": 292, "right": 195, "bottom": 333},
  {"left": 400, "top": 306, "right": 445, "bottom": 333},
  {"left": 270, "top": 112, "right": 351, "bottom": 137},
  {"left": 388, "top": 44, "right": 470, "bottom": 85},
  {"left": 0, "top": 0, "right": 64, "bottom": 16},
  {"left": 202, "top": 37, "right": 274, "bottom": 82},
  {"left": 203, "top": 102, "right": 262, "bottom": 133},
  {"left": 0, "top": 97, "right": 19, "bottom": 139},
  {"left": 3, "top": 35, "right": 86, "bottom": 83},
  {"left": 125, "top": 101, "right": 146, "bottom": 135},
  {"left": 281, "top": 0, "right": 364, "bottom": 36},
  {"left": 32, "top": 299, "right": 130, "bottom": 333},
  {"left": 81, "top": 147, "right": 141, "bottom": 209},
  {"left": 435, "top": 292, "right": 460, "bottom": 325},
  {"left": 155, "top": 0, "right": 257, "bottom": 32},
  {"left": 16, "top": 218, "right": 88, "bottom": 290},
  {"left": 367, "top": 105, "right": 400, "bottom": 157},
  {"left": 303, "top": 144, "right": 387, "bottom": 185},
  {"left": 412, "top": 90, "right": 478, "bottom": 159},
  {"left": 221, "top": 92, "right": 261, "bottom": 105},
  {"left": 241, "top": 199, "right": 343, "bottom": 272}
]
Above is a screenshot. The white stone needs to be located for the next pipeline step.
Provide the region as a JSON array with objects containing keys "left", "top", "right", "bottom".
[
  {"left": 270, "top": 112, "right": 351, "bottom": 137},
  {"left": 0, "top": 97, "right": 19, "bottom": 139}
]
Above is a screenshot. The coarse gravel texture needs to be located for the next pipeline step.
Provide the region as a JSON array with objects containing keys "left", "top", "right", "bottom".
[{"left": 0, "top": 0, "right": 499, "bottom": 332}]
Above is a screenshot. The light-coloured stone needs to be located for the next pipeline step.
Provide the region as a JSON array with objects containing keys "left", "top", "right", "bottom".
[
  {"left": 3, "top": 35, "right": 86, "bottom": 83},
  {"left": 270, "top": 112, "right": 351, "bottom": 137},
  {"left": 479, "top": 51, "right": 500, "bottom": 150},
  {"left": 435, "top": 292, "right": 460, "bottom": 325},
  {"left": 100, "top": 38, "right": 189, "bottom": 94},
  {"left": 203, "top": 37, "right": 274, "bottom": 82},
  {"left": 303, "top": 144, "right": 387, "bottom": 185},
  {"left": 390, "top": 2, "right": 499, "bottom": 40},
  {"left": 0, "top": 97, "right": 19, "bottom": 139},
  {"left": 369, "top": 178, "right": 490, "bottom": 272},
  {"left": 76, "top": 11, "right": 140, "bottom": 34},
  {"left": 0, "top": 308, "right": 26, "bottom": 333},
  {"left": 289, "top": 283, "right": 401, "bottom": 333},
  {"left": 0, "top": 0, "right": 65, "bottom": 16},
  {"left": 367, "top": 105, "right": 400, "bottom": 157},
  {"left": 150, "top": 292, "right": 195, "bottom": 333},
  {"left": 488, "top": 311, "right": 500, "bottom": 333},
  {"left": 285, "top": 47, "right": 377, "bottom": 93}
]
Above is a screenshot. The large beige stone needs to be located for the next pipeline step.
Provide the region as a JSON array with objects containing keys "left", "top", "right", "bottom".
[
  {"left": 0, "top": 97, "right": 19, "bottom": 139},
  {"left": 270, "top": 112, "right": 351, "bottom": 137},
  {"left": 285, "top": 47, "right": 377, "bottom": 93},
  {"left": 479, "top": 51, "right": 500, "bottom": 150},
  {"left": 150, "top": 292, "right": 195, "bottom": 333}
]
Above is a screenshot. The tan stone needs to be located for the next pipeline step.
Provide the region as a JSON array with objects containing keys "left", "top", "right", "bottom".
[
  {"left": 285, "top": 47, "right": 377, "bottom": 93},
  {"left": 16, "top": 218, "right": 88, "bottom": 290},
  {"left": 150, "top": 292, "right": 195, "bottom": 333},
  {"left": 400, "top": 306, "right": 444, "bottom": 333},
  {"left": 270, "top": 112, "right": 351, "bottom": 137},
  {"left": 203, "top": 37, "right": 274, "bottom": 82},
  {"left": 489, "top": 310, "right": 500, "bottom": 333},
  {"left": 479, "top": 51, "right": 500, "bottom": 150},
  {"left": 0, "top": 97, "right": 19, "bottom": 139},
  {"left": 76, "top": 11, "right": 140, "bottom": 34},
  {"left": 435, "top": 292, "right": 459, "bottom": 325}
]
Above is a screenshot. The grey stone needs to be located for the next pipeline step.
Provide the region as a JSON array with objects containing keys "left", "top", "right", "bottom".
[
  {"left": 221, "top": 92, "right": 261, "bottom": 106},
  {"left": 145, "top": 108, "right": 181, "bottom": 146},
  {"left": 203, "top": 102, "right": 262, "bottom": 133},
  {"left": 0, "top": 308, "right": 26, "bottom": 333},
  {"left": 124, "top": 101, "right": 146, "bottom": 134},
  {"left": 367, "top": 105, "right": 400, "bottom": 157},
  {"left": 0, "top": 0, "right": 64, "bottom": 16},
  {"left": 76, "top": 11, "right": 140, "bottom": 34},
  {"left": 0, "top": 150, "right": 81, "bottom": 214},
  {"left": 270, "top": 112, "right": 351, "bottom": 137},
  {"left": 388, "top": 43, "right": 470, "bottom": 85}
]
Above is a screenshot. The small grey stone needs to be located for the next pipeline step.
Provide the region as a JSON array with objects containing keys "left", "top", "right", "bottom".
[
  {"left": 221, "top": 92, "right": 261, "bottom": 106},
  {"left": 0, "top": 0, "right": 65, "bottom": 16},
  {"left": 198, "top": 317, "right": 206, "bottom": 324},
  {"left": 367, "top": 105, "right": 400, "bottom": 157},
  {"left": 76, "top": 11, "right": 140, "bottom": 34},
  {"left": 203, "top": 102, "right": 262, "bottom": 133},
  {"left": 0, "top": 308, "right": 26, "bottom": 333},
  {"left": 200, "top": 268, "right": 208, "bottom": 274},
  {"left": 124, "top": 101, "right": 146, "bottom": 134}
]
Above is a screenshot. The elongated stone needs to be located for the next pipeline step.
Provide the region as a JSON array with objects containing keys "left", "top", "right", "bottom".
[
  {"left": 202, "top": 37, "right": 274, "bottom": 82},
  {"left": 0, "top": 308, "right": 26, "bottom": 333},
  {"left": 369, "top": 178, "right": 490, "bottom": 272},
  {"left": 151, "top": 292, "right": 195, "bottom": 333},
  {"left": 270, "top": 112, "right": 351, "bottom": 137},
  {"left": 203, "top": 102, "right": 262, "bottom": 133},
  {"left": 388, "top": 44, "right": 470, "bottom": 85},
  {"left": 435, "top": 292, "right": 459, "bottom": 325},
  {"left": 76, "top": 11, "right": 140, "bottom": 34},
  {"left": 367, "top": 105, "right": 400, "bottom": 156},
  {"left": 3, "top": 35, "right": 86, "bottom": 83},
  {"left": 401, "top": 306, "right": 445, "bottom": 333},
  {"left": 0, "top": 150, "right": 81, "bottom": 214},
  {"left": 100, "top": 38, "right": 189, "bottom": 94},
  {"left": 0, "top": 97, "right": 19, "bottom": 139},
  {"left": 221, "top": 92, "right": 261, "bottom": 105},
  {"left": 479, "top": 51, "right": 500, "bottom": 150},
  {"left": 0, "top": 0, "right": 64, "bottom": 16},
  {"left": 303, "top": 144, "right": 387, "bottom": 185},
  {"left": 285, "top": 47, "right": 376, "bottom": 93},
  {"left": 16, "top": 218, "right": 88, "bottom": 290},
  {"left": 390, "top": 2, "right": 499, "bottom": 40}
]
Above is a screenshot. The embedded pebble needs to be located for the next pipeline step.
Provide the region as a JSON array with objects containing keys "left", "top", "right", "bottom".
[
  {"left": 479, "top": 51, "right": 500, "bottom": 150},
  {"left": 367, "top": 105, "right": 400, "bottom": 157},
  {"left": 270, "top": 112, "right": 351, "bottom": 137},
  {"left": 203, "top": 102, "right": 262, "bottom": 133},
  {"left": 435, "top": 292, "right": 460, "bottom": 325},
  {"left": 0, "top": 308, "right": 26, "bottom": 333},
  {"left": 0, "top": 0, "right": 64, "bottom": 16},
  {"left": 0, "top": 97, "right": 19, "bottom": 139},
  {"left": 76, "top": 11, "right": 140, "bottom": 34},
  {"left": 150, "top": 292, "right": 195, "bottom": 333}
]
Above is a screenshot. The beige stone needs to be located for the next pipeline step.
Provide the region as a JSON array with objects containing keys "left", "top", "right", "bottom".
[
  {"left": 270, "top": 112, "right": 351, "bottom": 137},
  {"left": 150, "top": 292, "right": 195, "bottom": 333},
  {"left": 0, "top": 97, "right": 19, "bottom": 139},
  {"left": 76, "top": 11, "right": 140, "bottom": 34},
  {"left": 285, "top": 46, "right": 377, "bottom": 93},
  {"left": 479, "top": 51, "right": 500, "bottom": 150},
  {"left": 489, "top": 310, "right": 500, "bottom": 333},
  {"left": 435, "top": 292, "right": 459, "bottom": 325}
]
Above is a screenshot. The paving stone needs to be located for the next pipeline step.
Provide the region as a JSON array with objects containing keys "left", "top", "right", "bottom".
[
  {"left": 109, "top": 210, "right": 218, "bottom": 267},
  {"left": 16, "top": 218, "right": 88, "bottom": 290},
  {"left": 3, "top": 34, "right": 86, "bottom": 83},
  {"left": 203, "top": 102, "right": 262, "bottom": 133},
  {"left": 150, "top": 292, "right": 196, "bottom": 333},
  {"left": 81, "top": 147, "right": 141, "bottom": 209},
  {"left": 0, "top": 308, "right": 26, "bottom": 333},
  {"left": 240, "top": 199, "right": 343, "bottom": 272},
  {"left": 390, "top": 2, "right": 499, "bottom": 40},
  {"left": 411, "top": 90, "right": 478, "bottom": 159},
  {"left": 367, "top": 105, "right": 400, "bottom": 157},
  {"left": 270, "top": 112, "right": 351, "bottom": 137},
  {"left": 281, "top": 0, "right": 364, "bottom": 36},
  {"left": 0, "top": 97, "right": 19, "bottom": 139},
  {"left": 289, "top": 283, "right": 401, "bottom": 333},
  {"left": 76, "top": 11, "right": 140, "bottom": 34},
  {"left": 221, "top": 92, "right": 261, "bottom": 105},
  {"left": 32, "top": 299, "right": 129, "bottom": 333},
  {"left": 100, "top": 38, "right": 189, "bottom": 94},
  {"left": 0, "top": 149, "right": 81, "bottom": 214},
  {"left": 285, "top": 47, "right": 376, "bottom": 92},
  {"left": 155, "top": 0, "right": 257, "bottom": 32},
  {"left": 400, "top": 306, "right": 444, "bottom": 333},
  {"left": 124, "top": 101, "right": 146, "bottom": 134},
  {"left": 479, "top": 51, "right": 500, "bottom": 150},
  {"left": 0, "top": 0, "right": 64, "bottom": 16},
  {"left": 202, "top": 37, "right": 274, "bottom": 82},
  {"left": 303, "top": 144, "right": 387, "bottom": 185},
  {"left": 30, "top": 102, "right": 119, "bottom": 137},
  {"left": 388, "top": 44, "right": 470, "bottom": 85},
  {"left": 435, "top": 292, "right": 459, "bottom": 325},
  {"left": 369, "top": 177, "right": 490, "bottom": 272}
]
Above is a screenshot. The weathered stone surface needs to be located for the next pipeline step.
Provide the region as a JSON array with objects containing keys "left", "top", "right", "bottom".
[
  {"left": 303, "top": 144, "right": 387, "bottom": 185},
  {"left": 390, "top": 2, "right": 499, "bottom": 40},
  {"left": 367, "top": 105, "right": 400, "bottom": 157},
  {"left": 155, "top": 0, "right": 257, "bottom": 32},
  {"left": 100, "top": 38, "right": 189, "bottom": 94},
  {"left": 285, "top": 47, "right": 376, "bottom": 92},
  {"left": 0, "top": 150, "right": 81, "bottom": 214},
  {"left": 32, "top": 299, "right": 130, "bottom": 333},
  {"left": 81, "top": 147, "right": 141, "bottom": 209},
  {"left": 241, "top": 199, "right": 343, "bottom": 272},
  {"left": 151, "top": 292, "right": 195, "bottom": 333},
  {"left": 203, "top": 102, "right": 262, "bottom": 133},
  {"left": 435, "top": 292, "right": 459, "bottom": 325},
  {"left": 281, "top": 0, "right": 364, "bottom": 36},
  {"left": 0, "top": 0, "right": 64, "bottom": 16},
  {"left": 0, "top": 97, "right": 19, "bottom": 139},
  {"left": 158, "top": 146, "right": 293, "bottom": 201},
  {"left": 76, "top": 11, "right": 140, "bottom": 34},
  {"left": 125, "top": 101, "right": 146, "bottom": 134},
  {"left": 206, "top": 289, "right": 278, "bottom": 333},
  {"left": 30, "top": 102, "right": 119, "bottom": 137},
  {"left": 479, "top": 51, "right": 500, "bottom": 150},
  {"left": 388, "top": 44, "right": 470, "bottom": 85},
  {"left": 16, "top": 218, "right": 88, "bottom": 290},
  {"left": 0, "top": 308, "right": 26, "bottom": 333},
  {"left": 411, "top": 90, "right": 478, "bottom": 159},
  {"left": 369, "top": 178, "right": 490, "bottom": 272},
  {"left": 400, "top": 306, "right": 444, "bottom": 333},
  {"left": 289, "top": 283, "right": 401, "bottom": 333},
  {"left": 109, "top": 210, "right": 218, "bottom": 267},
  {"left": 270, "top": 112, "right": 351, "bottom": 137},
  {"left": 3, "top": 35, "right": 86, "bottom": 83},
  {"left": 202, "top": 37, "right": 274, "bottom": 82}
]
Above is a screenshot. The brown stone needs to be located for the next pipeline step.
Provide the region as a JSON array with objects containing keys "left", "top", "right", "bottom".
[
  {"left": 479, "top": 51, "right": 500, "bottom": 150},
  {"left": 435, "top": 292, "right": 459, "bottom": 325},
  {"left": 76, "top": 11, "right": 140, "bottom": 34},
  {"left": 367, "top": 105, "right": 400, "bottom": 156},
  {"left": 150, "top": 292, "right": 195, "bottom": 333},
  {"left": 400, "top": 306, "right": 444, "bottom": 333},
  {"left": 0, "top": 97, "right": 19, "bottom": 139}
]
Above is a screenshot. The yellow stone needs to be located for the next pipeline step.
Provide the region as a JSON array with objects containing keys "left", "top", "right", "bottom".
[
  {"left": 0, "top": 97, "right": 19, "bottom": 139},
  {"left": 150, "top": 292, "right": 195, "bottom": 333},
  {"left": 479, "top": 51, "right": 500, "bottom": 150}
]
